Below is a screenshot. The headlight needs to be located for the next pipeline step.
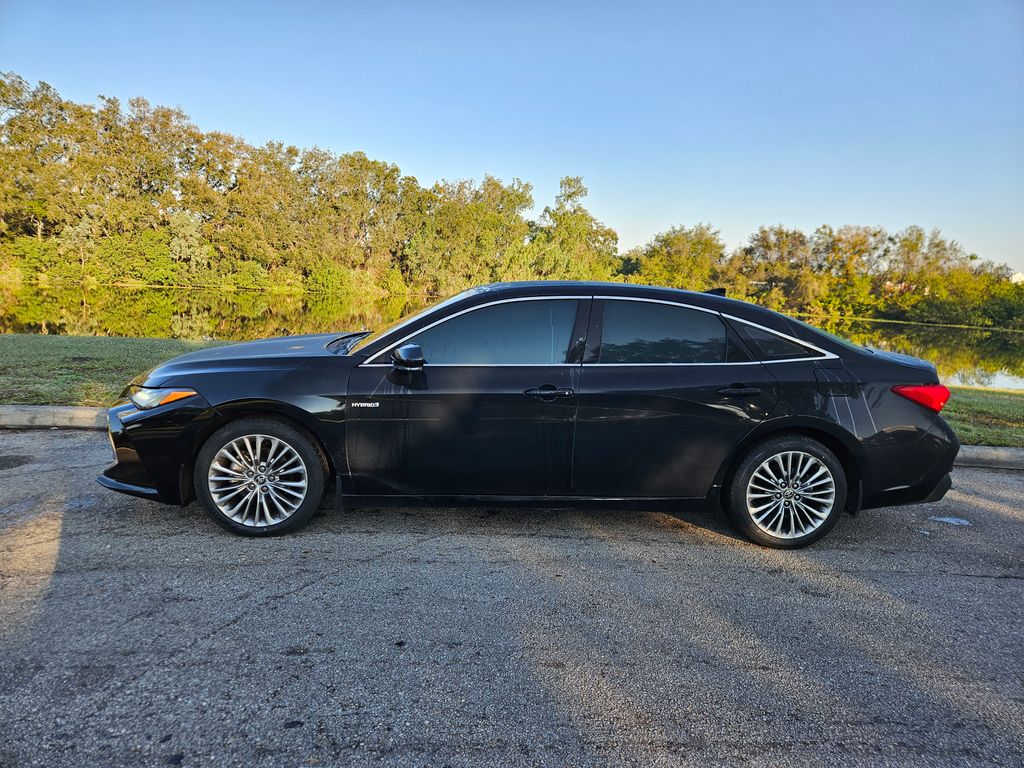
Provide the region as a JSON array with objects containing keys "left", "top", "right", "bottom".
[{"left": 128, "top": 386, "right": 198, "bottom": 410}]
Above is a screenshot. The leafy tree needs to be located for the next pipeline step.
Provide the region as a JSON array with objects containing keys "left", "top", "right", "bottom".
[
  {"left": 808, "top": 225, "right": 886, "bottom": 316},
  {"left": 0, "top": 71, "right": 1019, "bottom": 332},
  {"left": 404, "top": 176, "right": 533, "bottom": 294},
  {"left": 728, "top": 226, "right": 826, "bottom": 311},
  {"left": 626, "top": 224, "right": 723, "bottom": 290},
  {"left": 168, "top": 211, "right": 213, "bottom": 277},
  {"left": 528, "top": 177, "right": 617, "bottom": 281}
]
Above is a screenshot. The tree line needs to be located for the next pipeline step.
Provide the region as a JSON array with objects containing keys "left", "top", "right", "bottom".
[{"left": 2, "top": 72, "right": 1021, "bottom": 329}]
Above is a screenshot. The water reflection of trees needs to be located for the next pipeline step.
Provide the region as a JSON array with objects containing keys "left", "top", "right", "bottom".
[
  {"left": 1, "top": 286, "right": 1021, "bottom": 385},
  {"left": 811, "top": 316, "right": 1024, "bottom": 385},
  {"left": 0, "top": 285, "right": 423, "bottom": 342}
]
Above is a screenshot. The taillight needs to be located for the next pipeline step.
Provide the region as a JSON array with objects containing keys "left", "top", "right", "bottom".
[{"left": 892, "top": 384, "right": 950, "bottom": 413}]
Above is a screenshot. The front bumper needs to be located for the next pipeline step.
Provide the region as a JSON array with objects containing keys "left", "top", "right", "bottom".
[
  {"left": 96, "top": 473, "right": 163, "bottom": 501},
  {"left": 96, "top": 396, "right": 215, "bottom": 505}
]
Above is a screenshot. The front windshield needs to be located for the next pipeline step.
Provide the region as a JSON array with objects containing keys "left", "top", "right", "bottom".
[
  {"left": 348, "top": 288, "right": 479, "bottom": 354},
  {"left": 791, "top": 317, "right": 872, "bottom": 354}
]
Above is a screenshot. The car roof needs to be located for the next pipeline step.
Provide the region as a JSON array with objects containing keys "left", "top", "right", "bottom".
[{"left": 472, "top": 280, "right": 720, "bottom": 303}]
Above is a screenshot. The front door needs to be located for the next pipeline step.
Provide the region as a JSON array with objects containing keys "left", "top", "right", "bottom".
[
  {"left": 346, "top": 297, "right": 588, "bottom": 497},
  {"left": 572, "top": 298, "right": 778, "bottom": 498}
]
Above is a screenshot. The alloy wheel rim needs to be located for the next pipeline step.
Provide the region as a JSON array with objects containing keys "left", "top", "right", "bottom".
[
  {"left": 745, "top": 450, "right": 836, "bottom": 539},
  {"left": 208, "top": 434, "right": 307, "bottom": 527}
]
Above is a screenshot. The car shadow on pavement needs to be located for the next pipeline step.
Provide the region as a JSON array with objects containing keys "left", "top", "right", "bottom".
[
  {"left": 314, "top": 491, "right": 753, "bottom": 545},
  {"left": 2, "top": 428, "right": 1022, "bottom": 766},
  {"left": 494, "top": 497, "right": 1024, "bottom": 763}
]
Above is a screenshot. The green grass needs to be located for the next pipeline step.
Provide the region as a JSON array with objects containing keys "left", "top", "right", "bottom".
[
  {"left": 1, "top": 334, "right": 1021, "bottom": 447},
  {"left": 945, "top": 386, "right": 1024, "bottom": 448},
  {"left": 0, "top": 334, "right": 223, "bottom": 407}
]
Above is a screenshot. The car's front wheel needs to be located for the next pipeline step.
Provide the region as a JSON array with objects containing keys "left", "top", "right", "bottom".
[
  {"left": 726, "top": 435, "right": 847, "bottom": 548},
  {"left": 194, "top": 418, "right": 325, "bottom": 536}
]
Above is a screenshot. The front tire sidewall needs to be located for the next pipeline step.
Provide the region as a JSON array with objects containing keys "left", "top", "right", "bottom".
[
  {"left": 727, "top": 437, "right": 847, "bottom": 549},
  {"left": 195, "top": 418, "right": 325, "bottom": 536}
]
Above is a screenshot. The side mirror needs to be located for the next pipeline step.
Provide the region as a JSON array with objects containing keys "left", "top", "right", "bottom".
[{"left": 391, "top": 343, "right": 425, "bottom": 372}]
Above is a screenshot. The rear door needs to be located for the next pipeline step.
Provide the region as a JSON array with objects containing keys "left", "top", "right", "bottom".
[
  {"left": 572, "top": 297, "right": 778, "bottom": 498},
  {"left": 346, "top": 297, "right": 589, "bottom": 497}
]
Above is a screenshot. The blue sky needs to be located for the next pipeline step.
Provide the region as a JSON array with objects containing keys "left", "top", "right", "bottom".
[{"left": 2, "top": 0, "right": 1023, "bottom": 270}]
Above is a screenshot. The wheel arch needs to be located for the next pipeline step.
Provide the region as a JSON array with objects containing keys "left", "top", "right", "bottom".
[
  {"left": 179, "top": 399, "right": 337, "bottom": 506},
  {"left": 714, "top": 417, "right": 865, "bottom": 515}
]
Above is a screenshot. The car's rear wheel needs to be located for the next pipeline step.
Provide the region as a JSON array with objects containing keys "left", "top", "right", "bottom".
[
  {"left": 194, "top": 418, "right": 325, "bottom": 536},
  {"left": 725, "top": 435, "right": 846, "bottom": 548}
]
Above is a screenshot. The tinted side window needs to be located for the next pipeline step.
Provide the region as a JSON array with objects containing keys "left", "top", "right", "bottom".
[
  {"left": 407, "top": 299, "right": 579, "bottom": 365},
  {"left": 736, "top": 325, "right": 823, "bottom": 361},
  {"left": 598, "top": 301, "right": 733, "bottom": 363}
]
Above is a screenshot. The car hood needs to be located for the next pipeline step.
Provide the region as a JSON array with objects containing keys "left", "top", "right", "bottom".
[
  {"left": 173, "top": 333, "right": 344, "bottom": 363},
  {"left": 133, "top": 332, "right": 360, "bottom": 388}
]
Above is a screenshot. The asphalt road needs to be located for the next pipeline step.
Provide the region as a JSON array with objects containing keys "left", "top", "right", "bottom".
[{"left": 0, "top": 430, "right": 1022, "bottom": 768}]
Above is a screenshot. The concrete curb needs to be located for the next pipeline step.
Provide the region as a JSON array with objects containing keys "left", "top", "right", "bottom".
[
  {"left": 0, "top": 404, "right": 1021, "bottom": 470},
  {"left": 0, "top": 405, "right": 106, "bottom": 430},
  {"left": 954, "top": 445, "right": 1024, "bottom": 471}
]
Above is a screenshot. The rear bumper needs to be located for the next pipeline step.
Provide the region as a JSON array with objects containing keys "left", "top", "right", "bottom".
[
  {"left": 862, "top": 419, "right": 959, "bottom": 510},
  {"left": 923, "top": 472, "right": 952, "bottom": 504},
  {"left": 863, "top": 469, "right": 953, "bottom": 510}
]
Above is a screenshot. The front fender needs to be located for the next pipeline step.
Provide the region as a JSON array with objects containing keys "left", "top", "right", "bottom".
[{"left": 177, "top": 398, "right": 346, "bottom": 505}]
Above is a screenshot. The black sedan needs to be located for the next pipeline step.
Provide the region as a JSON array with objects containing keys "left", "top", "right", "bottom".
[{"left": 97, "top": 281, "right": 958, "bottom": 548}]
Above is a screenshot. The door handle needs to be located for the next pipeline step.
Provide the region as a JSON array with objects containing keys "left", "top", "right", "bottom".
[
  {"left": 524, "top": 385, "right": 575, "bottom": 400},
  {"left": 717, "top": 386, "right": 762, "bottom": 397}
]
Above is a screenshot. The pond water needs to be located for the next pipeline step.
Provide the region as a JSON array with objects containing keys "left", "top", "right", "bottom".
[{"left": 2, "top": 285, "right": 1022, "bottom": 390}]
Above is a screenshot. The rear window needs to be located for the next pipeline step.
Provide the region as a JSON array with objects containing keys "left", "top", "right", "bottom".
[
  {"left": 791, "top": 317, "right": 872, "bottom": 354},
  {"left": 735, "top": 324, "right": 824, "bottom": 361}
]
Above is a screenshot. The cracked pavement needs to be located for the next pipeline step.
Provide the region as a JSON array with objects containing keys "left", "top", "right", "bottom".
[{"left": 1, "top": 429, "right": 1022, "bottom": 767}]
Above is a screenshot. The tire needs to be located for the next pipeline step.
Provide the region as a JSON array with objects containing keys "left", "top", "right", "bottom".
[
  {"left": 725, "top": 435, "right": 847, "bottom": 549},
  {"left": 194, "top": 417, "right": 325, "bottom": 536}
]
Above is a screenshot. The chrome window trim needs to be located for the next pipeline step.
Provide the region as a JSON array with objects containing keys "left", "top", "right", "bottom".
[
  {"left": 360, "top": 363, "right": 581, "bottom": 368},
  {"left": 361, "top": 359, "right": 822, "bottom": 368},
  {"left": 360, "top": 292, "right": 839, "bottom": 368},
  {"left": 361, "top": 295, "right": 586, "bottom": 366},
  {"left": 585, "top": 361, "right": 761, "bottom": 367}
]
